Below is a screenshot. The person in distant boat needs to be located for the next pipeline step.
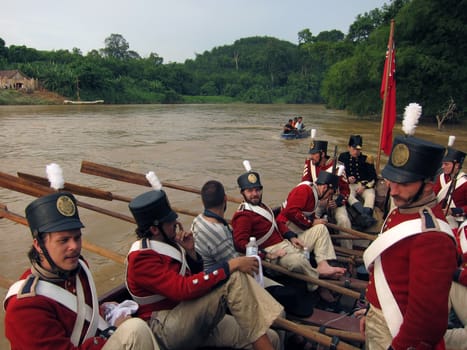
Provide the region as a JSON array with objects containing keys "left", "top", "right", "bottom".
[
  {"left": 295, "top": 117, "right": 304, "bottom": 131},
  {"left": 301, "top": 138, "right": 354, "bottom": 249},
  {"left": 361, "top": 132, "right": 457, "bottom": 350},
  {"left": 231, "top": 166, "right": 345, "bottom": 302},
  {"left": 338, "top": 135, "right": 377, "bottom": 229},
  {"left": 283, "top": 119, "right": 297, "bottom": 134},
  {"left": 433, "top": 136, "right": 466, "bottom": 229},
  {"left": 126, "top": 188, "right": 283, "bottom": 350},
  {"left": 4, "top": 192, "right": 159, "bottom": 350}
]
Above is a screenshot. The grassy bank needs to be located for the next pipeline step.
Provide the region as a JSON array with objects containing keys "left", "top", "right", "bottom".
[{"left": 0, "top": 89, "right": 65, "bottom": 105}]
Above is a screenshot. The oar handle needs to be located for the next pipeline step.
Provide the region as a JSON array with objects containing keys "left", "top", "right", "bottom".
[
  {"left": 262, "top": 260, "right": 361, "bottom": 299},
  {"left": 80, "top": 160, "right": 243, "bottom": 203},
  {"left": 326, "top": 222, "right": 376, "bottom": 241},
  {"left": 0, "top": 204, "right": 126, "bottom": 265},
  {"left": 273, "top": 318, "right": 360, "bottom": 350}
]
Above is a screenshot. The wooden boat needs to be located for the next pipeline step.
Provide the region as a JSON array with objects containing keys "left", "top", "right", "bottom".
[
  {"left": 64, "top": 99, "right": 104, "bottom": 105},
  {"left": 281, "top": 129, "right": 311, "bottom": 140},
  {"left": 0, "top": 163, "right": 371, "bottom": 349}
]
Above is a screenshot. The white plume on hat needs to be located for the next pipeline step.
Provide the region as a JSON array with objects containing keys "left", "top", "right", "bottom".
[
  {"left": 46, "top": 163, "right": 65, "bottom": 190},
  {"left": 402, "top": 103, "right": 422, "bottom": 136},
  {"left": 448, "top": 135, "right": 456, "bottom": 147},
  {"left": 311, "top": 129, "right": 317, "bottom": 139},
  {"left": 242, "top": 160, "right": 252, "bottom": 172},
  {"left": 146, "top": 171, "right": 162, "bottom": 190}
]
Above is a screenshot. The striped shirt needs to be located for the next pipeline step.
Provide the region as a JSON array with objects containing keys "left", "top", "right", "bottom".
[{"left": 191, "top": 214, "right": 238, "bottom": 271}]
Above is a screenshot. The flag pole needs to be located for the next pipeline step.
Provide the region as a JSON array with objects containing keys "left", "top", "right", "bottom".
[{"left": 376, "top": 19, "right": 395, "bottom": 175}]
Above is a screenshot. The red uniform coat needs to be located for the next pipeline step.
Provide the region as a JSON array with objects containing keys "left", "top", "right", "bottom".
[
  {"left": 433, "top": 173, "right": 467, "bottom": 214},
  {"left": 4, "top": 261, "right": 106, "bottom": 350},
  {"left": 365, "top": 204, "right": 458, "bottom": 350},
  {"left": 126, "top": 243, "right": 228, "bottom": 320},
  {"left": 454, "top": 222, "right": 467, "bottom": 286},
  {"left": 232, "top": 203, "right": 293, "bottom": 255},
  {"left": 276, "top": 182, "right": 318, "bottom": 230},
  {"left": 301, "top": 158, "right": 350, "bottom": 201}
]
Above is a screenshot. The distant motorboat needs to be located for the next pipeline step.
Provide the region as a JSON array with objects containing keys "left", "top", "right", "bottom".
[
  {"left": 64, "top": 99, "right": 104, "bottom": 105},
  {"left": 280, "top": 128, "right": 310, "bottom": 140}
]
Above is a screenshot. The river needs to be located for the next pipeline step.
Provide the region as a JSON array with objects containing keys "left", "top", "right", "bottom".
[{"left": 0, "top": 103, "right": 465, "bottom": 347}]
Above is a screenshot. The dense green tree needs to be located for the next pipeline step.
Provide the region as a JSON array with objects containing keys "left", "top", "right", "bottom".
[
  {"left": 315, "top": 30, "right": 345, "bottom": 43},
  {"left": 2, "top": 0, "right": 466, "bottom": 118},
  {"left": 102, "top": 34, "right": 130, "bottom": 60}
]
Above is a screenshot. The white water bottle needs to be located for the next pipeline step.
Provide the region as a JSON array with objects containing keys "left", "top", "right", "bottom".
[
  {"left": 246, "top": 237, "right": 258, "bottom": 256},
  {"left": 303, "top": 246, "right": 310, "bottom": 260}
]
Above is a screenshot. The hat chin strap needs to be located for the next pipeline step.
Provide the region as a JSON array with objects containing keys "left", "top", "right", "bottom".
[
  {"left": 37, "top": 236, "right": 74, "bottom": 280},
  {"left": 400, "top": 181, "right": 426, "bottom": 209}
]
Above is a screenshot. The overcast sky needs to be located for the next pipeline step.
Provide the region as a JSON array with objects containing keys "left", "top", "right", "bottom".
[{"left": 2, "top": 0, "right": 389, "bottom": 63}]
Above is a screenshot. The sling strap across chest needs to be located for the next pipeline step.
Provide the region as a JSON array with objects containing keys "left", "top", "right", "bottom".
[
  {"left": 126, "top": 239, "right": 189, "bottom": 305},
  {"left": 363, "top": 209, "right": 454, "bottom": 337},
  {"left": 4, "top": 260, "right": 108, "bottom": 346},
  {"left": 241, "top": 202, "right": 278, "bottom": 246}
]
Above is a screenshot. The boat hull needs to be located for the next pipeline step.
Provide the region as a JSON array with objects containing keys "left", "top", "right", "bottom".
[{"left": 280, "top": 129, "right": 310, "bottom": 140}]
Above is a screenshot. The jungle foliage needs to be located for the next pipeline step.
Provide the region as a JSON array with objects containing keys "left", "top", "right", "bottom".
[{"left": 0, "top": 0, "right": 465, "bottom": 120}]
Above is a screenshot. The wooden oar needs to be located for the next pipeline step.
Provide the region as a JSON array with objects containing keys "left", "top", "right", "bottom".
[
  {"left": 273, "top": 318, "right": 360, "bottom": 350},
  {"left": 262, "top": 260, "right": 361, "bottom": 299},
  {"left": 0, "top": 203, "right": 126, "bottom": 265},
  {"left": 0, "top": 171, "right": 135, "bottom": 224},
  {"left": 284, "top": 317, "right": 364, "bottom": 343},
  {"left": 81, "top": 160, "right": 377, "bottom": 242},
  {"left": 81, "top": 160, "right": 244, "bottom": 203},
  {"left": 16, "top": 171, "right": 201, "bottom": 219},
  {"left": 17, "top": 172, "right": 129, "bottom": 201},
  {"left": 334, "top": 246, "right": 364, "bottom": 258},
  {"left": 326, "top": 222, "right": 376, "bottom": 241},
  {"left": 0, "top": 274, "right": 14, "bottom": 289}
]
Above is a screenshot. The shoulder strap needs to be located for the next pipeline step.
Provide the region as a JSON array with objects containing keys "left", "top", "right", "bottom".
[
  {"left": 242, "top": 202, "right": 278, "bottom": 246},
  {"left": 4, "top": 264, "right": 108, "bottom": 346},
  {"left": 364, "top": 210, "right": 454, "bottom": 338},
  {"left": 126, "top": 239, "right": 188, "bottom": 305}
]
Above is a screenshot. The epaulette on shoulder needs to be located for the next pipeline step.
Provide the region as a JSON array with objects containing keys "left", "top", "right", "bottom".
[
  {"left": 419, "top": 207, "right": 439, "bottom": 232},
  {"left": 17, "top": 274, "right": 40, "bottom": 299},
  {"left": 365, "top": 154, "right": 375, "bottom": 164}
]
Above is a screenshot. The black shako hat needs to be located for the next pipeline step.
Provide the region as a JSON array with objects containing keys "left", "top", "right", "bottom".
[
  {"left": 443, "top": 147, "right": 465, "bottom": 166},
  {"left": 237, "top": 171, "right": 263, "bottom": 191},
  {"left": 308, "top": 140, "right": 328, "bottom": 154},
  {"left": 348, "top": 135, "right": 363, "bottom": 149},
  {"left": 129, "top": 190, "right": 178, "bottom": 228},
  {"left": 382, "top": 136, "right": 445, "bottom": 183},
  {"left": 315, "top": 171, "right": 339, "bottom": 190},
  {"left": 25, "top": 192, "right": 84, "bottom": 237}
]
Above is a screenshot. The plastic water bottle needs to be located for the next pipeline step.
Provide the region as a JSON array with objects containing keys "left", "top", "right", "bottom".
[
  {"left": 246, "top": 237, "right": 258, "bottom": 256},
  {"left": 303, "top": 246, "right": 310, "bottom": 260}
]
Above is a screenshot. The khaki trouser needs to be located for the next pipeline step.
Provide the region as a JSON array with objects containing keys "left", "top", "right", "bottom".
[
  {"left": 264, "top": 239, "right": 319, "bottom": 291},
  {"left": 444, "top": 282, "right": 467, "bottom": 350},
  {"left": 103, "top": 317, "right": 159, "bottom": 350},
  {"left": 148, "top": 271, "right": 284, "bottom": 350},
  {"left": 348, "top": 183, "right": 376, "bottom": 209},
  {"left": 365, "top": 305, "right": 392, "bottom": 350},
  {"left": 317, "top": 203, "right": 353, "bottom": 250},
  {"left": 286, "top": 222, "right": 337, "bottom": 263}
]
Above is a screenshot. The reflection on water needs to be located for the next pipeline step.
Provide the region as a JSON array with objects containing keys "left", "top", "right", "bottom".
[{"left": 0, "top": 103, "right": 465, "bottom": 346}]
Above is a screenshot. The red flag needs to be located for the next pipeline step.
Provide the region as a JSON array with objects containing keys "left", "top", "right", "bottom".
[{"left": 380, "top": 34, "right": 396, "bottom": 155}]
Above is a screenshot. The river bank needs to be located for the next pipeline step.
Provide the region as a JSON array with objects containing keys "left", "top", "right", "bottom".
[{"left": 0, "top": 89, "right": 65, "bottom": 105}]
